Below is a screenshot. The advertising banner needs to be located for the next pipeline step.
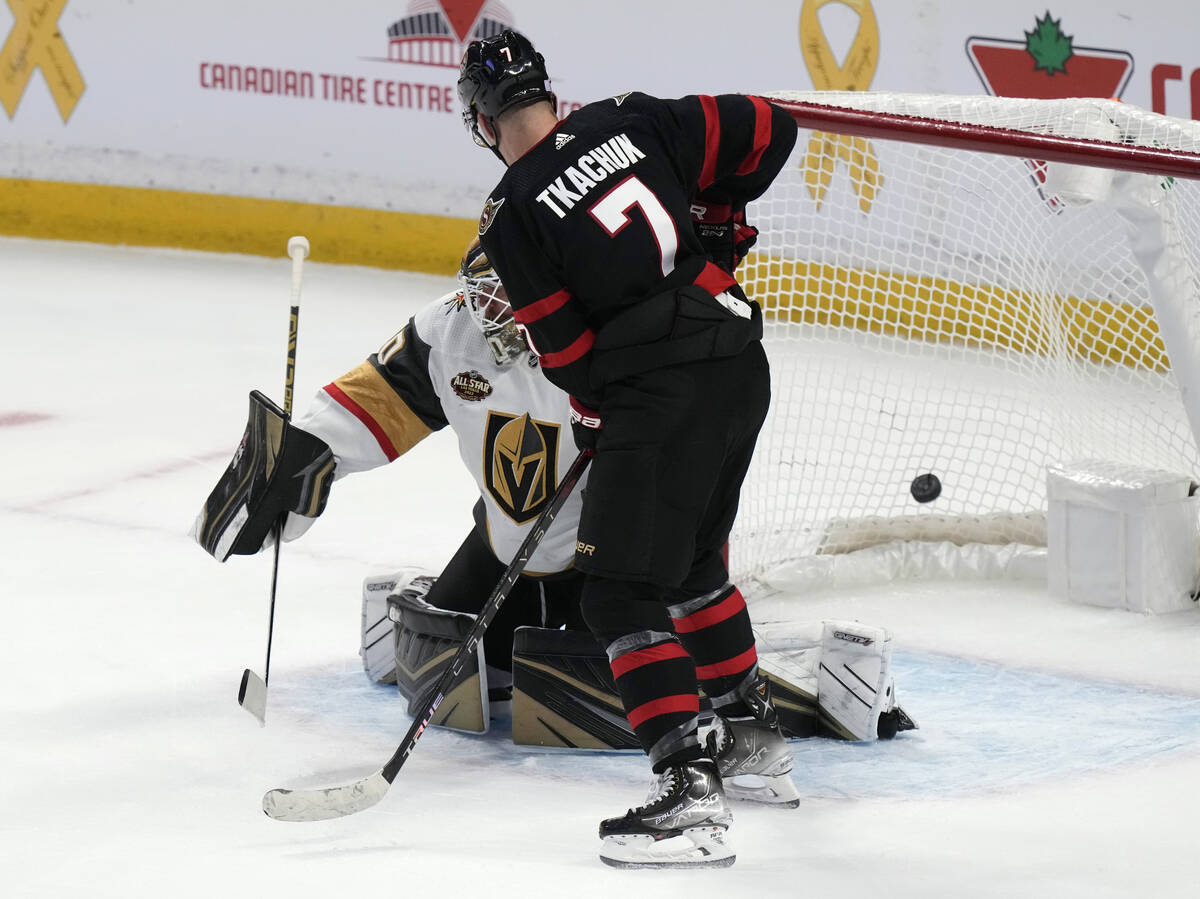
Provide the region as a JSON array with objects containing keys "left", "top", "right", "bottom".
[{"left": 2, "top": 1, "right": 1198, "bottom": 263}]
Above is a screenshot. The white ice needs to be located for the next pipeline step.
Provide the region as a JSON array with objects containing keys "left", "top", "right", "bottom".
[{"left": 3, "top": 237, "right": 1200, "bottom": 898}]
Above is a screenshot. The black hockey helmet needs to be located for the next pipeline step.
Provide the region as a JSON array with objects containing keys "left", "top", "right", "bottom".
[{"left": 457, "top": 29, "right": 556, "bottom": 149}]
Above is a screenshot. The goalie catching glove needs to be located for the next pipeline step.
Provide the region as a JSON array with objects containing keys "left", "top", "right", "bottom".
[
  {"left": 192, "top": 390, "right": 335, "bottom": 562},
  {"left": 691, "top": 189, "right": 758, "bottom": 274}
]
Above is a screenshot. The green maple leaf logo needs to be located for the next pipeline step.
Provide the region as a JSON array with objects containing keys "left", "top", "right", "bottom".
[{"left": 1025, "top": 12, "right": 1074, "bottom": 75}]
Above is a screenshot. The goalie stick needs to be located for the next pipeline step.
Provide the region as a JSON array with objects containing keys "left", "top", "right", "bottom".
[
  {"left": 262, "top": 446, "right": 594, "bottom": 822},
  {"left": 238, "top": 235, "right": 310, "bottom": 724}
]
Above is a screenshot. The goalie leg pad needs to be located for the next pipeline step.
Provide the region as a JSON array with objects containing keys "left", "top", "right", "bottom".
[
  {"left": 360, "top": 568, "right": 436, "bottom": 684},
  {"left": 193, "top": 390, "right": 334, "bottom": 561},
  {"left": 511, "top": 627, "right": 823, "bottom": 748},
  {"left": 816, "top": 620, "right": 897, "bottom": 741},
  {"left": 512, "top": 621, "right": 912, "bottom": 747},
  {"left": 389, "top": 589, "right": 489, "bottom": 734},
  {"left": 511, "top": 626, "right": 639, "bottom": 750},
  {"left": 758, "top": 666, "right": 821, "bottom": 739}
]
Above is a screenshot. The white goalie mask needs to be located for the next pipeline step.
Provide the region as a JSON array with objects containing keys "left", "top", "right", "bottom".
[{"left": 458, "top": 237, "right": 529, "bottom": 365}]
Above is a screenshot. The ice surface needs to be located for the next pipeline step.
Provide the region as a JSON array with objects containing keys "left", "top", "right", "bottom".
[{"left": 3, "top": 237, "right": 1199, "bottom": 898}]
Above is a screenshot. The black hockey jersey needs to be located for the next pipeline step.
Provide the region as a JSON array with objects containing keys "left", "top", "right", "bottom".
[{"left": 478, "top": 92, "right": 798, "bottom": 402}]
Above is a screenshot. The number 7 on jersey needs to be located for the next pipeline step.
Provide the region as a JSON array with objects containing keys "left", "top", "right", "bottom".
[{"left": 588, "top": 175, "right": 678, "bottom": 277}]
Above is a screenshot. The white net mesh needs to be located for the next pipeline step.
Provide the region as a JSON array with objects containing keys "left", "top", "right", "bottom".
[{"left": 731, "top": 91, "right": 1200, "bottom": 587}]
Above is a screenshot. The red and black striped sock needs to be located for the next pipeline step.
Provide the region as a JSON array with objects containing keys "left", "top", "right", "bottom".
[
  {"left": 668, "top": 584, "right": 758, "bottom": 716},
  {"left": 606, "top": 630, "right": 705, "bottom": 772}
]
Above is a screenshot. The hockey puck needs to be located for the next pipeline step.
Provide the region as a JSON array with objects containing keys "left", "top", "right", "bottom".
[{"left": 910, "top": 473, "right": 941, "bottom": 503}]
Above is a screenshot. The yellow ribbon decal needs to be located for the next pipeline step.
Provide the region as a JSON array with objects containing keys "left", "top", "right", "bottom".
[
  {"left": 1, "top": 0, "right": 85, "bottom": 121},
  {"left": 799, "top": 0, "right": 881, "bottom": 212}
]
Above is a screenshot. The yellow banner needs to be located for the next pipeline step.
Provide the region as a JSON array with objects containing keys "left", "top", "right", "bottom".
[
  {"left": 799, "top": 0, "right": 881, "bottom": 212},
  {"left": 1, "top": 0, "right": 85, "bottom": 121}
]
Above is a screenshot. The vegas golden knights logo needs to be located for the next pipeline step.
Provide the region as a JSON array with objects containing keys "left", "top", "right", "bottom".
[{"left": 483, "top": 411, "right": 560, "bottom": 524}]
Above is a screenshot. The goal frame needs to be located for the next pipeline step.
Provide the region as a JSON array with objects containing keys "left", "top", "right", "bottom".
[{"left": 731, "top": 92, "right": 1200, "bottom": 591}]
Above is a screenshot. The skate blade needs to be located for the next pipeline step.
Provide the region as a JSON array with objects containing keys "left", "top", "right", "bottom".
[
  {"left": 599, "top": 826, "right": 735, "bottom": 869},
  {"left": 724, "top": 773, "right": 801, "bottom": 808}
]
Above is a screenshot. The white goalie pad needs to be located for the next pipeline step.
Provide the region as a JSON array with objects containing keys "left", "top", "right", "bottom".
[
  {"left": 816, "top": 620, "right": 895, "bottom": 741},
  {"left": 359, "top": 567, "right": 434, "bottom": 684},
  {"left": 755, "top": 619, "right": 823, "bottom": 698}
]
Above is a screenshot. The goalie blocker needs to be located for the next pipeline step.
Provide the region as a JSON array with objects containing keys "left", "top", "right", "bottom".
[
  {"left": 361, "top": 571, "right": 914, "bottom": 745},
  {"left": 193, "top": 390, "right": 335, "bottom": 561}
]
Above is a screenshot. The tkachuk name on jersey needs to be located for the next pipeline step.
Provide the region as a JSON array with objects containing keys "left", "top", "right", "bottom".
[{"left": 535, "top": 133, "right": 647, "bottom": 219}]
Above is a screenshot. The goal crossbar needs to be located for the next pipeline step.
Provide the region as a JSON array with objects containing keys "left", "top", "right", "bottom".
[{"left": 761, "top": 96, "right": 1200, "bottom": 181}]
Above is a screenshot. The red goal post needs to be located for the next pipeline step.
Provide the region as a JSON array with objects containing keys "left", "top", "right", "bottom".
[{"left": 730, "top": 91, "right": 1200, "bottom": 592}]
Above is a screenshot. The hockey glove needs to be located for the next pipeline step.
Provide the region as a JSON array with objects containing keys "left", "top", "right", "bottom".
[
  {"left": 569, "top": 396, "right": 602, "bottom": 452},
  {"left": 192, "top": 390, "right": 335, "bottom": 562},
  {"left": 691, "top": 190, "right": 758, "bottom": 274}
]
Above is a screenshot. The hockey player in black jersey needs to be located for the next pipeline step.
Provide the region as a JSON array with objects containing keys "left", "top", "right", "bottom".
[{"left": 459, "top": 29, "right": 800, "bottom": 868}]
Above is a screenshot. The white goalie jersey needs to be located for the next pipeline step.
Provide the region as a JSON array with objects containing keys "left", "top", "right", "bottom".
[{"left": 295, "top": 290, "right": 583, "bottom": 574}]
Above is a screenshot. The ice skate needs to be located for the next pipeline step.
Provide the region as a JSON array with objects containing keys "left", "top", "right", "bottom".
[
  {"left": 598, "top": 760, "right": 735, "bottom": 869},
  {"left": 706, "top": 676, "right": 801, "bottom": 808}
]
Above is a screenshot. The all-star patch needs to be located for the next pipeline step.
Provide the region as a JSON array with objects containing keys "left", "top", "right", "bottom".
[
  {"left": 478, "top": 197, "right": 506, "bottom": 235},
  {"left": 554, "top": 132, "right": 575, "bottom": 150},
  {"left": 451, "top": 370, "right": 494, "bottom": 402}
]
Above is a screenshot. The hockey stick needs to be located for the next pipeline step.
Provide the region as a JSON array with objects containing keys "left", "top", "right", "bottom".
[
  {"left": 239, "top": 235, "right": 311, "bottom": 724},
  {"left": 262, "top": 446, "right": 594, "bottom": 821}
]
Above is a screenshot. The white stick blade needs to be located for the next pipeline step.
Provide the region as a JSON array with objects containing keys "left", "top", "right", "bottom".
[
  {"left": 262, "top": 771, "right": 389, "bottom": 822},
  {"left": 238, "top": 669, "right": 267, "bottom": 725}
]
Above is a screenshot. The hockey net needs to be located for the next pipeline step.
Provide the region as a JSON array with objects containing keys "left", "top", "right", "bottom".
[{"left": 730, "top": 91, "right": 1200, "bottom": 592}]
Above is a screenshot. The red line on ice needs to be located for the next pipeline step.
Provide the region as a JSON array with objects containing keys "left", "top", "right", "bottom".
[
  {"left": 13, "top": 450, "right": 231, "bottom": 510},
  {"left": 0, "top": 411, "right": 53, "bottom": 427}
]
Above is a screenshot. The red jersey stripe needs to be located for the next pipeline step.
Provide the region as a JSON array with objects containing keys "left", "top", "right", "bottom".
[
  {"left": 539, "top": 329, "right": 595, "bottom": 369},
  {"left": 324, "top": 382, "right": 400, "bottom": 461},
  {"left": 698, "top": 94, "right": 721, "bottom": 191},
  {"left": 610, "top": 640, "right": 690, "bottom": 679},
  {"left": 694, "top": 261, "right": 737, "bottom": 297},
  {"left": 513, "top": 288, "right": 572, "bottom": 324},
  {"left": 626, "top": 693, "right": 700, "bottom": 729},
  {"left": 671, "top": 589, "right": 746, "bottom": 634},
  {"left": 695, "top": 645, "right": 758, "bottom": 680},
  {"left": 735, "top": 96, "right": 773, "bottom": 176}
]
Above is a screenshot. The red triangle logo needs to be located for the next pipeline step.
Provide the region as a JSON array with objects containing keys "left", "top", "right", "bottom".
[
  {"left": 966, "top": 30, "right": 1134, "bottom": 212},
  {"left": 440, "top": 0, "right": 489, "bottom": 42},
  {"left": 967, "top": 38, "right": 1133, "bottom": 100}
]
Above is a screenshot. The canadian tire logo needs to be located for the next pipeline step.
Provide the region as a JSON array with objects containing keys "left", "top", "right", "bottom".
[
  {"left": 967, "top": 12, "right": 1133, "bottom": 211},
  {"left": 966, "top": 12, "right": 1133, "bottom": 100}
]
